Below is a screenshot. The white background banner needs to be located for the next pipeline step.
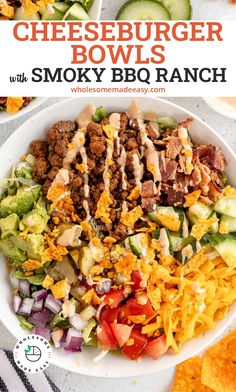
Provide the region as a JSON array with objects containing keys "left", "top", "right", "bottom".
[{"left": 0, "top": 21, "right": 235, "bottom": 96}]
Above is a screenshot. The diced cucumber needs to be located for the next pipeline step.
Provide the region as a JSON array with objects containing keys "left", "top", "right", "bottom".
[
  {"left": 116, "top": 0, "right": 171, "bottom": 20},
  {"left": 14, "top": 7, "right": 40, "bottom": 20},
  {"left": 169, "top": 233, "right": 183, "bottom": 252},
  {"left": 78, "top": 247, "right": 94, "bottom": 276},
  {"left": 64, "top": 3, "right": 90, "bottom": 20},
  {"left": 214, "top": 238, "right": 236, "bottom": 268},
  {"left": 213, "top": 197, "right": 236, "bottom": 219},
  {"left": 157, "top": 116, "right": 177, "bottom": 130},
  {"left": 41, "top": 3, "right": 69, "bottom": 20},
  {"left": 54, "top": 2, "right": 71, "bottom": 13},
  {"left": 128, "top": 233, "right": 151, "bottom": 257},
  {"left": 80, "top": 305, "right": 96, "bottom": 321},
  {"left": 187, "top": 202, "right": 212, "bottom": 225},
  {"left": 149, "top": 206, "right": 179, "bottom": 222},
  {"left": 159, "top": 0, "right": 191, "bottom": 20},
  {"left": 221, "top": 215, "right": 236, "bottom": 233}
]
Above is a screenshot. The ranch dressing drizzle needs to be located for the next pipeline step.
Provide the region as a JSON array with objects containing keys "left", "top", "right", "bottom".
[
  {"left": 144, "top": 111, "right": 160, "bottom": 138},
  {"left": 117, "top": 147, "right": 127, "bottom": 191},
  {"left": 132, "top": 153, "right": 144, "bottom": 190},
  {"left": 47, "top": 168, "right": 70, "bottom": 202},
  {"left": 109, "top": 112, "right": 121, "bottom": 156},
  {"left": 103, "top": 141, "right": 113, "bottom": 194},
  {"left": 76, "top": 103, "right": 96, "bottom": 129}
]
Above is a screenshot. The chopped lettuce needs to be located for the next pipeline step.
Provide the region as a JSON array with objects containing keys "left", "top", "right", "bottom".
[
  {"left": 17, "top": 316, "right": 33, "bottom": 330},
  {"left": 13, "top": 270, "right": 45, "bottom": 285}
]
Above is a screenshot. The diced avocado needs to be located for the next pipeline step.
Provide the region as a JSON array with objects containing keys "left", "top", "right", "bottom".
[
  {"left": 187, "top": 202, "right": 212, "bottom": 225},
  {"left": 21, "top": 200, "right": 49, "bottom": 234},
  {"left": 0, "top": 195, "right": 18, "bottom": 218},
  {"left": 0, "top": 239, "right": 26, "bottom": 265},
  {"left": 78, "top": 247, "right": 94, "bottom": 276},
  {"left": 128, "top": 233, "right": 151, "bottom": 257},
  {"left": 16, "top": 185, "right": 41, "bottom": 217},
  {"left": 10, "top": 233, "right": 45, "bottom": 260},
  {"left": 64, "top": 3, "right": 90, "bottom": 20},
  {"left": 214, "top": 238, "right": 236, "bottom": 268},
  {"left": 221, "top": 215, "right": 236, "bottom": 233},
  {"left": 52, "top": 256, "right": 78, "bottom": 284},
  {"left": 0, "top": 213, "right": 19, "bottom": 239},
  {"left": 157, "top": 116, "right": 177, "bottom": 130},
  {"left": 213, "top": 196, "right": 236, "bottom": 219}
]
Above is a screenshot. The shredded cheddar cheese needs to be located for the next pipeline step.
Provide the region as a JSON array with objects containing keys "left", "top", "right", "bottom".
[
  {"left": 127, "top": 186, "right": 140, "bottom": 201},
  {"left": 120, "top": 206, "right": 143, "bottom": 229},
  {"left": 95, "top": 191, "right": 113, "bottom": 224},
  {"left": 6, "top": 97, "right": 24, "bottom": 114},
  {"left": 102, "top": 124, "right": 116, "bottom": 140},
  {"left": 22, "top": 259, "right": 42, "bottom": 271},
  {"left": 51, "top": 279, "right": 68, "bottom": 299},
  {"left": 42, "top": 275, "right": 54, "bottom": 289},
  {"left": 155, "top": 214, "right": 180, "bottom": 232},
  {"left": 184, "top": 190, "right": 201, "bottom": 207},
  {"left": 191, "top": 216, "right": 219, "bottom": 241}
]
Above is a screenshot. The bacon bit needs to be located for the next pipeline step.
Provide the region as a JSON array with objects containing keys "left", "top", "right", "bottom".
[
  {"left": 115, "top": 252, "right": 137, "bottom": 278},
  {"left": 25, "top": 271, "right": 34, "bottom": 277},
  {"left": 42, "top": 275, "right": 54, "bottom": 289},
  {"left": 51, "top": 279, "right": 68, "bottom": 299},
  {"left": 75, "top": 163, "right": 86, "bottom": 173},
  {"left": 0, "top": 4, "right": 14, "bottom": 18},
  {"left": 82, "top": 288, "right": 96, "bottom": 305},
  {"left": 184, "top": 190, "right": 201, "bottom": 207},
  {"left": 120, "top": 206, "right": 143, "bottom": 229},
  {"left": 127, "top": 186, "right": 140, "bottom": 201},
  {"left": 102, "top": 124, "right": 116, "bottom": 140},
  {"left": 22, "top": 259, "right": 42, "bottom": 271},
  {"left": 47, "top": 183, "right": 68, "bottom": 202},
  {"left": 126, "top": 339, "right": 134, "bottom": 346},
  {"left": 128, "top": 315, "right": 146, "bottom": 324},
  {"left": 95, "top": 191, "right": 113, "bottom": 224},
  {"left": 155, "top": 214, "right": 180, "bottom": 232},
  {"left": 191, "top": 216, "right": 218, "bottom": 241},
  {"left": 219, "top": 221, "right": 229, "bottom": 235}
]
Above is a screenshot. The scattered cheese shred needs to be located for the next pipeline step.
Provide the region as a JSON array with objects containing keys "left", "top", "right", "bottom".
[
  {"left": 156, "top": 214, "right": 180, "bottom": 232},
  {"left": 6, "top": 97, "right": 24, "bottom": 114},
  {"left": 120, "top": 206, "right": 143, "bottom": 229},
  {"left": 127, "top": 186, "right": 140, "bottom": 201},
  {"left": 191, "top": 216, "right": 218, "bottom": 241},
  {"left": 184, "top": 190, "right": 201, "bottom": 207},
  {"left": 22, "top": 259, "right": 42, "bottom": 271},
  {"left": 95, "top": 191, "right": 113, "bottom": 224},
  {"left": 219, "top": 220, "right": 229, "bottom": 234},
  {"left": 51, "top": 279, "right": 68, "bottom": 299},
  {"left": 42, "top": 275, "right": 54, "bottom": 289},
  {"left": 102, "top": 124, "right": 116, "bottom": 140}
]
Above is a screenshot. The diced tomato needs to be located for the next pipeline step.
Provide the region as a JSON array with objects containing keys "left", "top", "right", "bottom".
[
  {"left": 122, "top": 297, "right": 156, "bottom": 320},
  {"left": 122, "top": 330, "right": 148, "bottom": 360},
  {"left": 104, "top": 289, "right": 125, "bottom": 308},
  {"left": 143, "top": 335, "right": 167, "bottom": 359},
  {"left": 131, "top": 271, "right": 142, "bottom": 290},
  {"left": 96, "top": 320, "right": 117, "bottom": 350},
  {"left": 100, "top": 306, "right": 119, "bottom": 323},
  {"left": 110, "top": 323, "right": 133, "bottom": 347}
]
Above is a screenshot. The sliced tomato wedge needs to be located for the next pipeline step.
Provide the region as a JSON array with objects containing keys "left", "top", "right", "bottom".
[
  {"left": 143, "top": 335, "right": 167, "bottom": 359},
  {"left": 122, "top": 330, "right": 148, "bottom": 360},
  {"left": 110, "top": 323, "right": 133, "bottom": 347},
  {"left": 104, "top": 289, "right": 125, "bottom": 308},
  {"left": 121, "top": 297, "right": 156, "bottom": 320},
  {"left": 96, "top": 320, "right": 117, "bottom": 350},
  {"left": 100, "top": 306, "right": 119, "bottom": 323},
  {"left": 131, "top": 271, "right": 142, "bottom": 290}
]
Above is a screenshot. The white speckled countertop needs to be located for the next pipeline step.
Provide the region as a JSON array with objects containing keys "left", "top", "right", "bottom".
[{"left": 0, "top": 96, "right": 235, "bottom": 391}]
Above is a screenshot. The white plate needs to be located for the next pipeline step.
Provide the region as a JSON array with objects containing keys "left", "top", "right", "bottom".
[
  {"left": 0, "top": 98, "right": 47, "bottom": 125},
  {"left": 0, "top": 97, "right": 235, "bottom": 378},
  {"left": 89, "top": 0, "right": 102, "bottom": 19},
  {"left": 203, "top": 97, "right": 236, "bottom": 120}
]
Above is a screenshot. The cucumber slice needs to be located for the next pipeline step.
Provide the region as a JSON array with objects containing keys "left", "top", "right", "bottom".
[
  {"left": 214, "top": 238, "right": 236, "bottom": 268},
  {"left": 221, "top": 215, "right": 236, "bottom": 233},
  {"left": 159, "top": 0, "right": 191, "bottom": 20},
  {"left": 187, "top": 202, "right": 212, "bottom": 225},
  {"left": 116, "top": 0, "right": 171, "bottom": 20},
  {"left": 157, "top": 116, "right": 177, "bottom": 130},
  {"left": 128, "top": 233, "right": 150, "bottom": 256},
  {"left": 14, "top": 7, "right": 40, "bottom": 20},
  {"left": 41, "top": 4, "right": 68, "bottom": 20},
  {"left": 64, "top": 3, "right": 90, "bottom": 20},
  {"left": 54, "top": 2, "right": 71, "bottom": 13},
  {"left": 169, "top": 233, "right": 183, "bottom": 252},
  {"left": 213, "top": 197, "right": 236, "bottom": 219}
]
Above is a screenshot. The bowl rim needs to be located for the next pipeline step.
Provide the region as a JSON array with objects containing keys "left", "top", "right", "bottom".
[
  {"left": 203, "top": 97, "right": 236, "bottom": 120},
  {"left": 0, "top": 98, "right": 48, "bottom": 125},
  {"left": 0, "top": 96, "right": 236, "bottom": 377}
]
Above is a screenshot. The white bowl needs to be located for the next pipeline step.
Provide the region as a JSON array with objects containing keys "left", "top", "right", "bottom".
[
  {"left": 203, "top": 97, "right": 236, "bottom": 120},
  {"left": 89, "top": 0, "right": 102, "bottom": 19},
  {"left": 0, "top": 97, "right": 235, "bottom": 378},
  {"left": 0, "top": 98, "right": 47, "bottom": 125}
]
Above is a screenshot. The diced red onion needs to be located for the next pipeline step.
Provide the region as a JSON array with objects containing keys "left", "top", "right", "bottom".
[
  {"left": 32, "top": 300, "right": 43, "bottom": 312},
  {"left": 32, "top": 289, "right": 48, "bottom": 301},
  {"left": 60, "top": 329, "right": 68, "bottom": 345},
  {"left": 46, "top": 311, "right": 55, "bottom": 324},
  {"left": 69, "top": 314, "right": 88, "bottom": 331},
  {"left": 17, "top": 298, "right": 34, "bottom": 316},
  {"left": 32, "top": 326, "right": 51, "bottom": 341},
  {"left": 64, "top": 347, "right": 81, "bottom": 353},
  {"left": 44, "top": 295, "right": 62, "bottom": 314},
  {"left": 28, "top": 308, "right": 49, "bottom": 328},
  {"left": 10, "top": 274, "right": 20, "bottom": 290},
  {"left": 51, "top": 329, "right": 64, "bottom": 348},
  {"left": 81, "top": 278, "right": 92, "bottom": 289},
  {"left": 19, "top": 280, "right": 30, "bottom": 297},
  {"left": 62, "top": 327, "right": 83, "bottom": 348},
  {"left": 96, "top": 280, "right": 112, "bottom": 295},
  {"left": 13, "top": 295, "right": 22, "bottom": 314}
]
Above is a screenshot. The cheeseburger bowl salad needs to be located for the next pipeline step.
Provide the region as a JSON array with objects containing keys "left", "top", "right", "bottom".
[{"left": 0, "top": 100, "right": 235, "bottom": 363}]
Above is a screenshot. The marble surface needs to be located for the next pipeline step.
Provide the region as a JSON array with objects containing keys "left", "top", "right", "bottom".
[{"left": 0, "top": 97, "right": 235, "bottom": 391}]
